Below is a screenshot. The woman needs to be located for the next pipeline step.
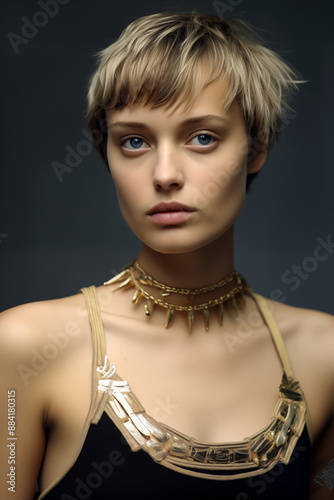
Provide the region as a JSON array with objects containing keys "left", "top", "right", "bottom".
[{"left": 1, "top": 12, "right": 333, "bottom": 500}]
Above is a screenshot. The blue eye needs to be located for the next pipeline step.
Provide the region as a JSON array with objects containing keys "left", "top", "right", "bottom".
[
  {"left": 122, "top": 137, "right": 147, "bottom": 150},
  {"left": 191, "top": 134, "right": 215, "bottom": 146},
  {"left": 198, "top": 134, "right": 212, "bottom": 145}
]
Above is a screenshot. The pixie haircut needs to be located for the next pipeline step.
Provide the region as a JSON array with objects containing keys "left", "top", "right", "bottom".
[{"left": 87, "top": 12, "right": 300, "bottom": 175}]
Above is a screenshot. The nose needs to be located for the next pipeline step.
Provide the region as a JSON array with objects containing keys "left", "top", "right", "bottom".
[{"left": 152, "top": 143, "right": 184, "bottom": 192}]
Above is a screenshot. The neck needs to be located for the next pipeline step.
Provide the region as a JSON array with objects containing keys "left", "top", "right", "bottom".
[{"left": 137, "top": 227, "right": 235, "bottom": 288}]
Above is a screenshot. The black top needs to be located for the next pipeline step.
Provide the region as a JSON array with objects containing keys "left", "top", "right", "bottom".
[{"left": 40, "top": 410, "right": 311, "bottom": 500}]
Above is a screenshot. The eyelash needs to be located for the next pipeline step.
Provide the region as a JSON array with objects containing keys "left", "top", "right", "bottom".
[{"left": 120, "top": 133, "right": 217, "bottom": 152}]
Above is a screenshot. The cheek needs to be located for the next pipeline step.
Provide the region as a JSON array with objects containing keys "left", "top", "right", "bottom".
[
  {"left": 113, "top": 178, "right": 134, "bottom": 211},
  {"left": 110, "top": 169, "right": 145, "bottom": 229},
  {"left": 108, "top": 148, "right": 148, "bottom": 211},
  {"left": 212, "top": 145, "right": 248, "bottom": 198},
  {"left": 219, "top": 158, "right": 248, "bottom": 215},
  {"left": 225, "top": 159, "right": 248, "bottom": 194},
  {"left": 189, "top": 155, "right": 247, "bottom": 211}
]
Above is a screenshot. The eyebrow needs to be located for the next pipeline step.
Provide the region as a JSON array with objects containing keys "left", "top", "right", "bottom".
[{"left": 109, "top": 114, "right": 230, "bottom": 129}]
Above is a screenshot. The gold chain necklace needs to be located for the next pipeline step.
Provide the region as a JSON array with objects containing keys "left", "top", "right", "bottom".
[{"left": 104, "top": 261, "right": 249, "bottom": 332}]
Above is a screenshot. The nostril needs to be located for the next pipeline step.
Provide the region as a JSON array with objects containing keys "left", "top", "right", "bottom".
[{"left": 154, "top": 181, "right": 182, "bottom": 191}]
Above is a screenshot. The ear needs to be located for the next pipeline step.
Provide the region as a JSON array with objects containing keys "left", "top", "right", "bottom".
[{"left": 247, "top": 148, "right": 267, "bottom": 174}]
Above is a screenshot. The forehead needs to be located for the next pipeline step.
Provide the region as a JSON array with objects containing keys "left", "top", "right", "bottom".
[{"left": 106, "top": 79, "right": 244, "bottom": 128}]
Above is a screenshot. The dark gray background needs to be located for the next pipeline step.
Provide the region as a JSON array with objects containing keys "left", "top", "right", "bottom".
[{"left": 1, "top": 0, "right": 333, "bottom": 314}]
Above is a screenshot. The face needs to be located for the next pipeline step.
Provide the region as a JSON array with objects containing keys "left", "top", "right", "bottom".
[{"left": 106, "top": 79, "right": 261, "bottom": 255}]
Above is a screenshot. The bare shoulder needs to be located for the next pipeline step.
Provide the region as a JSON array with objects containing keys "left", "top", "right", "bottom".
[
  {"left": 266, "top": 298, "right": 334, "bottom": 360},
  {"left": 0, "top": 293, "right": 90, "bottom": 357}
]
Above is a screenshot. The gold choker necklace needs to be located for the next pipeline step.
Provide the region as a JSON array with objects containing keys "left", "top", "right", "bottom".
[{"left": 104, "top": 261, "right": 249, "bottom": 332}]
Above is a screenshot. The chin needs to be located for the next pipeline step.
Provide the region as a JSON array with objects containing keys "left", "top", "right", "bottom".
[
  {"left": 140, "top": 232, "right": 227, "bottom": 255},
  {"left": 124, "top": 216, "right": 235, "bottom": 255}
]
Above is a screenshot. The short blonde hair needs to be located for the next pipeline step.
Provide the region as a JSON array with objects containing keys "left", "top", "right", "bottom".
[{"left": 87, "top": 12, "right": 300, "bottom": 165}]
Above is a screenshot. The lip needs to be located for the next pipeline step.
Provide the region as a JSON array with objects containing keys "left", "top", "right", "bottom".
[
  {"left": 147, "top": 201, "right": 196, "bottom": 225},
  {"left": 147, "top": 201, "right": 196, "bottom": 215}
]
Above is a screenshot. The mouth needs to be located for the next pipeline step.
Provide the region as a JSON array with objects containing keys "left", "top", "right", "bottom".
[{"left": 147, "top": 201, "right": 196, "bottom": 225}]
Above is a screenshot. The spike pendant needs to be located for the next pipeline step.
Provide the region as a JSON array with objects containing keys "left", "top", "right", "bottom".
[{"left": 104, "top": 261, "right": 249, "bottom": 332}]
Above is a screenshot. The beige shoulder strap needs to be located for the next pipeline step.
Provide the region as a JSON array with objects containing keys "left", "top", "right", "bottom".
[
  {"left": 252, "top": 293, "right": 313, "bottom": 442},
  {"left": 80, "top": 286, "right": 111, "bottom": 424},
  {"left": 252, "top": 293, "right": 294, "bottom": 381},
  {"left": 80, "top": 286, "right": 106, "bottom": 367}
]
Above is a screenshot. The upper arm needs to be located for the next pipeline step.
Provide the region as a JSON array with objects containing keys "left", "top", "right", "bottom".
[
  {"left": 308, "top": 313, "right": 334, "bottom": 498},
  {"left": 0, "top": 305, "right": 49, "bottom": 500}
]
